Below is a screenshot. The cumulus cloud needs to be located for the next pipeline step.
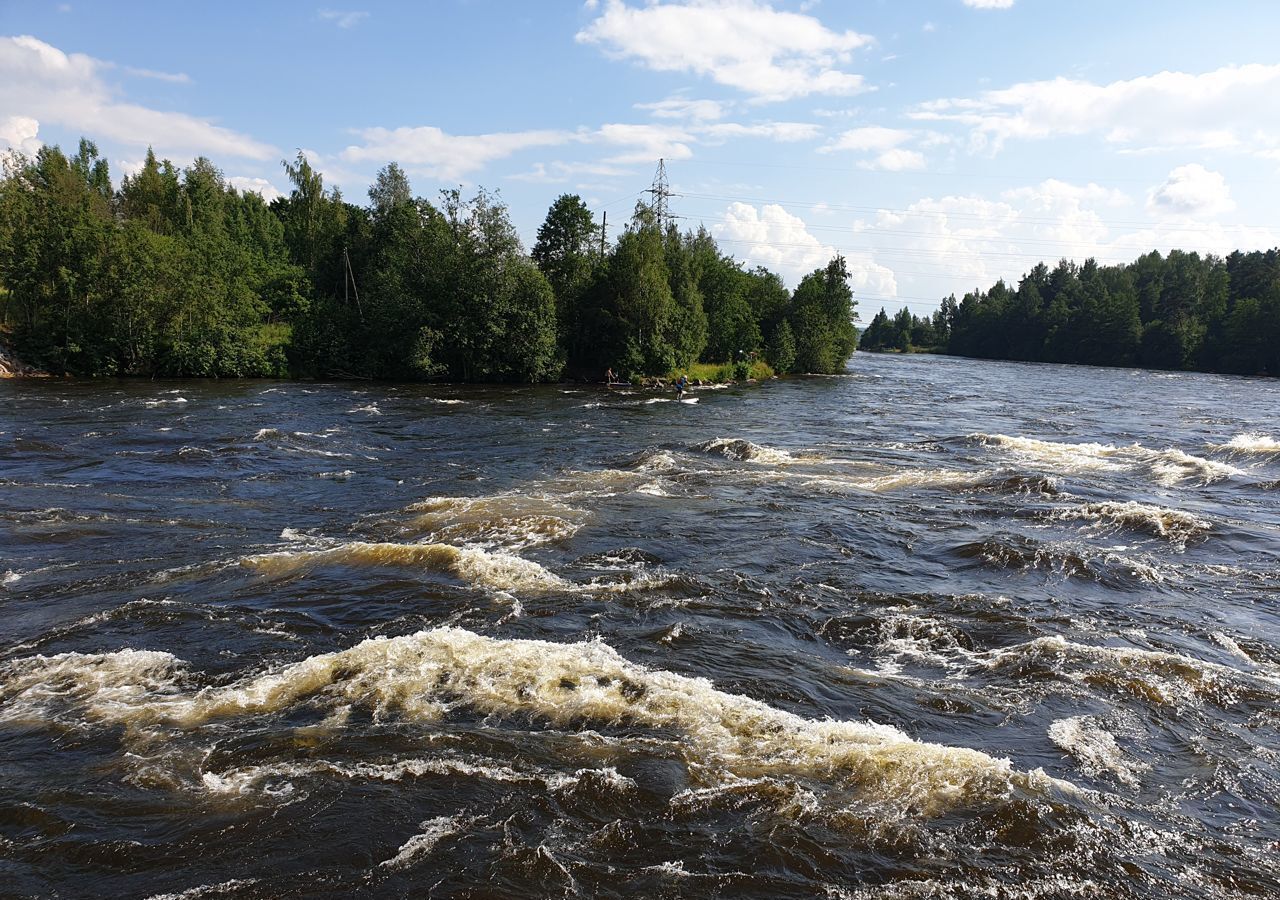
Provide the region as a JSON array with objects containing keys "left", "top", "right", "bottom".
[
  {"left": 340, "top": 125, "right": 576, "bottom": 180},
  {"left": 0, "top": 114, "right": 41, "bottom": 154},
  {"left": 822, "top": 126, "right": 912, "bottom": 152},
  {"left": 227, "top": 175, "right": 286, "bottom": 201},
  {"left": 712, "top": 201, "right": 897, "bottom": 293},
  {"left": 819, "top": 126, "right": 928, "bottom": 170},
  {"left": 1146, "top": 164, "right": 1235, "bottom": 218},
  {"left": 338, "top": 114, "right": 820, "bottom": 182},
  {"left": 912, "top": 63, "right": 1280, "bottom": 158},
  {"left": 577, "top": 0, "right": 874, "bottom": 103},
  {"left": 0, "top": 35, "right": 275, "bottom": 161}
]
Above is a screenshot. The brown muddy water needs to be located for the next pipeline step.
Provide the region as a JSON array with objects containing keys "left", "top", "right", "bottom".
[{"left": 2, "top": 353, "right": 1279, "bottom": 898}]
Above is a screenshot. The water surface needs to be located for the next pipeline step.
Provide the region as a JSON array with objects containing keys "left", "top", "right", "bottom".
[{"left": 2, "top": 354, "right": 1278, "bottom": 898}]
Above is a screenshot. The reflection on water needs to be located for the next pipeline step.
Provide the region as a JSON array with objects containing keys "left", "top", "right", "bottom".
[{"left": 2, "top": 354, "right": 1279, "bottom": 898}]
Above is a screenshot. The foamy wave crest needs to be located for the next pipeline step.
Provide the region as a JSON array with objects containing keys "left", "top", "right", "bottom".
[
  {"left": 693, "top": 438, "right": 801, "bottom": 464},
  {"left": 241, "top": 541, "right": 567, "bottom": 592},
  {"left": 1, "top": 628, "right": 1069, "bottom": 816},
  {"left": 1214, "top": 433, "right": 1280, "bottom": 455},
  {"left": 381, "top": 814, "right": 474, "bottom": 869},
  {"left": 1048, "top": 716, "right": 1147, "bottom": 788},
  {"left": 1052, "top": 501, "right": 1211, "bottom": 545},
  {"left": 972, "top": 434, "right": 1242, "bottom": 486},
  {"left": 405, "top": 495, "right": 584, "bottom": 549},
  {"left": 982, "top": 636, "right": 1280, "bottom": 707}
]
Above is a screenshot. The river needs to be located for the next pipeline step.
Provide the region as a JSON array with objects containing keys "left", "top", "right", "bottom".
[{"left": 2, "top": 353, "right": 1278, "bottom": 898}]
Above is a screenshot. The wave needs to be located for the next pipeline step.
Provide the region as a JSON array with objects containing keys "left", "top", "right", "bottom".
[
  {"left": 1213, "top": 433, "right": 1280, "bottom": 456},
  {"left": 692, "top": 438, "right": 803, "bottom": 465},
  {"left": 241, "top": 541, "right": 568, "bottom": 592},
  {"left": 380, "top": 814, "right": 474, "bottom": 869},
  {"left": 981, "top": 635, "right": 1280, "bottom": 707},
  {"left": 1050, "top": 501, "right": 1211, "bottom": 545},
  {"left": 405, "top": 494, "right": 584, "bottom": 549},
  {"left": 0, "top": 628, "right": 1069, "bottom": 817},
  {"left": 1047, "top": 716, "right": 1147, "bottom": 788},
  {"left": 970, "top": 433, "right": 1242, "bottom": 486},
  {"left": 952, "top": 535, "right": 1164, "bottom": 587}
]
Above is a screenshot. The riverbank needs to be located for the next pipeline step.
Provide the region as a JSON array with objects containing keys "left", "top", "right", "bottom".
[{"left": 0, "top": 338, "right": 47, "bottom": 378}]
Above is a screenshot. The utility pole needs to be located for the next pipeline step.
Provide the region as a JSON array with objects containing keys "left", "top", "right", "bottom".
[
  {"left": 644, "top": 158, "right": 671, "bottom": 228},
  {"left": 599, "top": 210, "right": 607, "bottom": 258}
]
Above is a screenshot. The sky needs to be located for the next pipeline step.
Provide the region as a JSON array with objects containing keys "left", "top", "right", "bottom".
[{"left": 2, "top": 0, "right": 1280, "bottom": 317}]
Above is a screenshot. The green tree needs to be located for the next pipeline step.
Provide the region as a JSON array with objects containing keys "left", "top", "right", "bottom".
[{"left": 789, "top": 256, "right": 857, "bottom": 373}]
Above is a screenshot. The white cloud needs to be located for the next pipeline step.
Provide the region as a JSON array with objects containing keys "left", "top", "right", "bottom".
[
  {"left": 636, "top": 97, "right": 726, "bottom": 121},
  {"left": 123, "top": 66, "right": 189, "bottom": 84},
  {"left": 509, "top": 160, "right": 628, "bottom": 183},
  {"left": 962, "top": 0, "right": 1015, "bottom": 8},
  {"left": 340, "top": 125, "right": 576, "bottom": 180},
  {"left": 698, "top": 121, "right": 820, "bottom": 142},
  {"left": 0, "top": 35, "right": 275, "bottom": 161},
  {"left": 594, "top": 122, "right": 695, "bottom": 164},
  {"left": 0, "top": 114, "right": 41, "bottom": 154},
  {"left": 861, "top": 148, "right": 925, "bottom": 171},
  {"left": 822, "top": 125, "right": 911, "bottom": 152},
  {"left": 228, "top": 175, "right": 285, "bottom": 201},
  {"left": 1146, "top": 164, "right": 1235, "bottom": 218},
  {"left": 819, "top": 125, "right": 928, "bottom": 169},
  {"left": 577, "top": 0, "right": 874, "bottom": 103},
  {"left": 712, "top": 201, "right": 897, "bottom": 293},
  {"left": 318, "top": 9, "right": 369, "bottom": 28},
  {"left": 912, "top": 63, "right": 1280, "bottom": 158}
]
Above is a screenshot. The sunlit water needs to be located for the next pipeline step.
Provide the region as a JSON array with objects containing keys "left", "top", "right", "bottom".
[{"left": 2, "top": 354, "right": 1278, "bottom": 899}]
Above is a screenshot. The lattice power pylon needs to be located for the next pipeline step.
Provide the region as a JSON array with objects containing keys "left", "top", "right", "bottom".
[{"left": 645, "top": 158, "right": 672, "bottom": 227}]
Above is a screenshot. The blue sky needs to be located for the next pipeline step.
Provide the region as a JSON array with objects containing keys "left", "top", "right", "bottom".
[{"left": 3, "top": 1, "right": 1279, "bottom": 316}]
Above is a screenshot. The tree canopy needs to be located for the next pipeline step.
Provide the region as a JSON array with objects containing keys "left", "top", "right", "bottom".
[{"left": 0, "top": 136, "right": 863, "bottom": 380}]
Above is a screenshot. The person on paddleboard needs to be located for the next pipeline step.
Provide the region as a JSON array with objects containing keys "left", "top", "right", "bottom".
[
  {"left": 605, "top": 367, "right": 616, "bottom": 387},
  {"left": 674, "top": 374, "right": 689, "bottom": 400}
]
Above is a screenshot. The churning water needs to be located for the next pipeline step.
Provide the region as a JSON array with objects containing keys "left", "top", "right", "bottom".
[{"left": 1, "top": 354, "right": 1278, "bottom": 898}]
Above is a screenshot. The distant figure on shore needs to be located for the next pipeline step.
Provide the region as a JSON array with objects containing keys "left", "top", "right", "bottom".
[
  {"left": 605, "top": 367, "right": 616, "bottom": 386},
  {"left": 674, "top": 374, "right": 689, "bottom": 400}
]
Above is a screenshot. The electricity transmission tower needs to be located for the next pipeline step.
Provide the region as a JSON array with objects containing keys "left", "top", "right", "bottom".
[{"left": 645, "top": 158, "right": 673, "bottom": 227}]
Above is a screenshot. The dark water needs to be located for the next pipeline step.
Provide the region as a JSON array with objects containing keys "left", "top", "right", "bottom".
[{"left": 2, "top": 354, "right": 1279, "bottom": 899}]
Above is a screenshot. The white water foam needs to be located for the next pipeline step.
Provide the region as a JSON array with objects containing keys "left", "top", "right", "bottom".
[
  {"left": 380, "top": 814, "right": 474, "bottom": 869},
  {"left": 1048, "top": 716, "right": 1147, "bottom": 787},
  {"left": 694, "top": 437, "right": 802, "bottom": 464},
  {"left": 241, "top": 541, "right": 569, "bottom": 593},
  {"left": 143, "top": 878, "right": 260, "bottom": 900},
  {"left": 0, "top": 628, "right": 1070, "bottom": 818},
  {"left": 1052, "top": 501, "right": 1211, "bottom": 546},
  {"left": 1214, "top": 433, "right": 1280, "bottom": 455},
  {"left": 406, "top": 494, "right": 584, "bottom": 549},
  {"left": 972, "top": 433, "right": 1242, "bottom": 486}
]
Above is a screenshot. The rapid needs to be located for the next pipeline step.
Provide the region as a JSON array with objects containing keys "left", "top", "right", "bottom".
[{"left": 1, "top": 353, "right": 1278, "bottom": 898}]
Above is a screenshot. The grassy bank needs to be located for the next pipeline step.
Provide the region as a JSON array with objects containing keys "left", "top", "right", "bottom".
[{"left": 673, "top": 360, "right": 776, "bottom": 383}]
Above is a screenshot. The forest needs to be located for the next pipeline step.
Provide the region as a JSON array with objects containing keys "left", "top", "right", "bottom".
[
  {"left": 0, "top": 139, "right": 857, "bottom": 381},
  {"left": 859, "top": 250, "right": 1280, "bottom": 377}
]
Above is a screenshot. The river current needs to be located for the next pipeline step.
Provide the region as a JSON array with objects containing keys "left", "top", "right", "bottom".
[{"left": 1, "top": 353, "right": 1278, "bottom": 899}]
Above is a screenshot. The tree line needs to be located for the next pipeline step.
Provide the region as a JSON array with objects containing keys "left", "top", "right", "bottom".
[
  {"left": 0, "top": 139, "right": 857, "bottom": 380},
  {"left": 859, "top": 250, "right": 1280, "bottom": 377}
]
